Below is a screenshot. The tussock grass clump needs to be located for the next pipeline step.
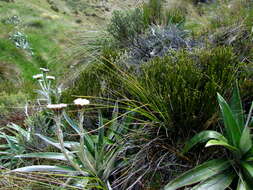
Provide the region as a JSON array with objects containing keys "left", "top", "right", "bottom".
[{"left": 65, "top": 47, "right": 240, "bottom": 135}]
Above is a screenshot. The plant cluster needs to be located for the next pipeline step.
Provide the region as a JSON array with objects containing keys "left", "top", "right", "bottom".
[
  {"left": 9, "top": 31, "right": 33, "bottom": 55},
  {"left": 1, "top": 0, "right": 253, "bottom": 189}
]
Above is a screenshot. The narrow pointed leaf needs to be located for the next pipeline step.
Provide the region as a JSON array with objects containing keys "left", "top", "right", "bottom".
[
  {"left": 246, "top": 157, "right": 253, "bottom": 162},
  {"left": 98, "top": 112, "right": 105, "bottom": 152},
  {"left": 242, "top": 162, "right": 253, "bottom": 177},
  {"left": 64, "top": 111, "right": 95, "bottom": 155},
  {"left": 11, "top": 165, "right": 77, "bottom": 173},
  {"left": 239, "top": 126, "right": 252, "bottom": 154},
  {"left": 7, "top": 123, "right": 30, "bottom": 139},
  {"left": 217, "top": 93, "right": 241, "bottom": 146},
  {"left": 192, "top": 171, "right": 234, "bottom": 190},
  {"left": 237, "top": 174, "right": 248, "bottom": 190},
  {"left": 230, "top": 82, "right": 244, "bottom": 130},
  {"left": 36, "top": 134, "right": 78, "bottom": 149},
  {"left": 63, "top": 112, "right": 80, "bottom": 133},
  {"left": 164, "top": 159, "right": 230, "bottom": 190},
  {"left": 183, "top": 131, "right": 227, "bottom": 154},
  {"left": 15, "top": 152, "right": 69, "bottom": 161},
  {"left": 205, "top": 140, "right": 238, "bottom": 152}
]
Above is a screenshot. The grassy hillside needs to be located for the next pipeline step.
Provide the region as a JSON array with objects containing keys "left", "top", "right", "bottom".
[{"left": 0, "top": 0, "right": 137, "bottom": 122}]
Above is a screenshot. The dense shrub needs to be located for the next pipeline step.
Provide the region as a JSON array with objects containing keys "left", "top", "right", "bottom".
[
  {"left": 107, "top": 8, "right": 145, "bottom": 45},
  {"left": 138, "top": 47, "right": 238, "bottom": 134},
  {"left": 64, "top": 47, "right": 240, "bottom": 136},
  {"left": 143, "top": 0, "right": 163, "bottom": 26},
  {"left": 107, "top": 0, "right": 186, "bottom": 46}
]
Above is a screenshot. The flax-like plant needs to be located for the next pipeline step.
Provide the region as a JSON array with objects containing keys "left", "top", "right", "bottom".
[
  {"left": 164, "top": 83, "right": 253, "bottom": 190},
  {"left": 14, "top": 102, "right": 130, "bottom": 189}
]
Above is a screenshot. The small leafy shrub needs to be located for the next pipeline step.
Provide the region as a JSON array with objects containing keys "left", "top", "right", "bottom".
[
  {"left": 143, "top": 0, "right": 163, "bottom": 26},
  {"left": 143, "top": 0, "right": 186, "bottom": 26},
  {"left": 164, "top": 84, "right": 253, "bottom": 190},
  {"left": 3, "top": 15, "right": 21, "bottom": 25},
  {"left": 9, "top": 31, "right": 33, "bottom": 55},
  {"left": 130, "top": 47, "right": 238, "bottom": 134},
  {"left": 27, "top": 20, "right": 44, "bottom": 28},
  {"left": 164, "top": 8, "right": 186, "bottom": 25},
  {"left": 0, "top": 91, "right": 27, "bottom": 117},
  {"left": 107, "top": 8, "right": 145, "bottom": 45}
]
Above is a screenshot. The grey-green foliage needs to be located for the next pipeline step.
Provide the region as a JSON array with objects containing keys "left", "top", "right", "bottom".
[
  {"left": 3, "top": 15, "right": 21, "bottom": 25},
  {"left": 129, "top": 24, "right": 198, "bottom": 64},
  {"left": 0, "top": 113, "right": 52, "bottom": 169},
  {"left": 9, "top": 31, "right": 33, "bottom": 55},
  {"left": 14, "top": 103, "right": 132, "bottom": 189},
  {"left": 164, "top": 84, "right": 253, "bottom": 190}
]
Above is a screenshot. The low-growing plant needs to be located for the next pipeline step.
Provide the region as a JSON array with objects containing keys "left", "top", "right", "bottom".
[
  {"left": 164, "top": 83, "right": 253, "bottom": 189},
  {"left": 13, "top": 100, "right": 132, "bottom": 189},
  {"left": 9, "top": 31, "right": 33, "bottom": 55},
  {"left": 0, "top": 119, "right": 51, "bottom": 169},
  {"left": 129, "top": 24, "right": 197, "bottom": 64},
  {"left": 32, "top": 68, "right": 59, "bottom": 104},
  {"left": 143, "top": 0, "right": 163, "bottom": 26}
]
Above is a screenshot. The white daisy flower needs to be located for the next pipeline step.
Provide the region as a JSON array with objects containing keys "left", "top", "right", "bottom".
[
  {"left": 32, "top": 74, "right": 43, "bottom": 79},
  {"left": 46, "top": 76, "right": 55, "bottom": 80},
  {"left": 40, "top": 68, "right": 50, "bottom": 72},
  {"left": 74, "top": 98, "right": 90, "bottom": 106},
  {"left": 47, "top": 104, "right": 67, "bottom": 110}
]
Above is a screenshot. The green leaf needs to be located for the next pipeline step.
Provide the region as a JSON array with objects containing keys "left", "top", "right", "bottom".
[
  {"left": 63, "top": 111, "right": 80, "bottom": 134},
  {"left": 15, "top": 152, "right": 69, "bottom": 161},
  {"left": 205, "top": 140, "right": 238, "bottom": 152},
  {"left": 164, "top": 159, "right": 230, "bottom": 190},
  {"left": 191, "top": 171, "right": 234, "bottom": 190},
  {"left": 7, "top": 123, "right": 30, "bottom": 139},
  {"left": 230, "top": 82, "right": 244, "bottom": 130},
  {"left": 183, "top": 130, "right": 227, "bottom": 154},
  {"left": 217, "top": 93, "right": 241, "bottom": 146},
  {"left": 239, "top": 126, "right": 252, "bottom": 154},
  {"left": 242, "top": 162, "right": 253, "bottom": 177},
  {"left": 0, "top": 133, "right": 18, "bottom": 143},
  {"left": 36, "top": 134, "right": 78, "bottom": 149},
  {"left": 237, "top": 174, "right": 249, "bottom": 190},
  {"left": 63, "top": 111, "right": 95, "bottom": 155},
  {"left": 246, "top": 157, "right": 253, "bottom": 162},
  {"left": 98, "top": 112, "right": 105, "bottom": 153}
]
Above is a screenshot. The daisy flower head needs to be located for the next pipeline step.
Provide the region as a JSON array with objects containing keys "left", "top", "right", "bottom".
[
  {"left": 40, "top": 68, "right": 50, "bottom": 72},
  {"left": 47, "top": 103, "right": 67, "bottom": 111},
  {"left": 46, "top": 76, "right": 55, "bottom": 80},
  {"left": 74, "top": 98, "right": 90, "bottom": 107},
  {"left": 33, "top": 74, "right": 43, "bottom": 80}
]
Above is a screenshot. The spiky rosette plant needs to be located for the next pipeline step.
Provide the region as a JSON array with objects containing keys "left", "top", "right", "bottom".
[{"left": 164, "top": 82, "right": 253, "bottom": 190}]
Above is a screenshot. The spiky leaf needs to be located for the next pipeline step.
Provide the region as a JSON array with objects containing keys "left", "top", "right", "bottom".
[
  {"left": 217, "top": 93, "right": 241, "bottom": 146},
  {"left": 164, "top": 159, "right": 230, "bottom": 190},
  {"left": 191, "top": 171, "right": 234, "bottom": 190},
  {"left": 183, "top": 130, "right": 227, "bottom": 154}
]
